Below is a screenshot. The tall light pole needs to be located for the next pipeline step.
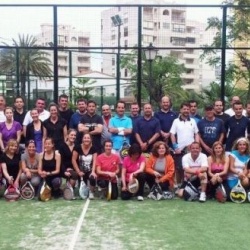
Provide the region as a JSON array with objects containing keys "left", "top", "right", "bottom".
[
  {"left": 111, "top": 14, "right": 122, "bottom": 102},
  {"left": 144, "top": 43, "right": 157, "bottom": 104}
]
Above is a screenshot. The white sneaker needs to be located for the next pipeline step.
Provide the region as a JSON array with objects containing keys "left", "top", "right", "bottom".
[
  {"left": 199, "top": 192, "right": 206, "bottom": 202},
  {"left": 89, "top": 192, "right": 95, "bottom": 200},
  {"left": 137, "top": 196, "right": 144, "bottom": 201}
]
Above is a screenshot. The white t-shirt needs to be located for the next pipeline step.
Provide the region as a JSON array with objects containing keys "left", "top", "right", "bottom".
[
  {"left": 170, "top": 117, "right": 199, "bottom": 150},
  {"left": 0, "top": 111, "right": 6, "bottom": 122},
  {"left": 182, "top": 152, "right": 208, "bottom": 170},
  {"left": 23, "top": 109, "right": 50, "bottom": 126}
]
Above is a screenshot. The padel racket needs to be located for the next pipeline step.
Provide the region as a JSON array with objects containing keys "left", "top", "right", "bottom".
[
  {"left": 79, "top": 177, "right": 89, "bottom": 199},
  {"left": 21, "top": 181, "right": 35, "bottom": 200},
  {"left": 215, "top": 184, "right": 227, "bottom": 203},
  {"left": 230, "top": 179, "right": 246, "bottom": 203},
  {"left": 63, "top": 180, "right": 74, "bottom": 200},
  {"left": 107, "top": 179, "right": 112, "bottom": 201},
  {"left": 39, "top": 180, "right": 51, "bottom": 202},
  {"left": 4, "top": 184, "right": 20, "bottom": 202},
  {"left": 119, "top": 140, "right": 130, "bottom": 160},
  {"left": 127, "top": 176, "right": 139, "bottom": 194}
]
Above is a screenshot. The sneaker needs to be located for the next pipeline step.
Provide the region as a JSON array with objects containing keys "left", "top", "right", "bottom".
[
  {"left": 137, "top": 196, "right": 144, "bottom": 201},
  {"left": 89, "top": 192, "right": 95, "bottom": 200},
  {"left": 162, "top": 191, "right": 174, "bottom": 200},
  {"left": 199, "top": 192, "right": 206, "bottom": 202}
]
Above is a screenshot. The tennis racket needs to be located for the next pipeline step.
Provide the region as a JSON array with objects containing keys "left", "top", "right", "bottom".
[
  {"left": 79, "top": 177, "right": 89, "bottom": 199},
  {"left": 63, "top": 180, "right": 74, "bottom": 200},
  {"left": 215, "top": 184, "right": 227, "bottom": 203},
  {"left": 119, "top": 140, "right": 130, "bottom": 160},
  {"left": 106, "top": 179, "right": 112, "bottom": 201},
  {"left": 21, "top": 181, "right": 35, "bottom": 200},
  {"left": 127, "top": 176, "right": 139, "bottom": 194},
  {"left": 230, "top": 179, "right": 246, "bottom": 203}
]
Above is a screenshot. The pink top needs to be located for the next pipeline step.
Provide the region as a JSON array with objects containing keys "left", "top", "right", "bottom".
[
  {"left": 210, "top": 162, "right": 224, "bottom": 174},
  {"left": 96, "top": 153, "right": 119, "bottom": 181},
  {"left": 123, "top": 155, "right": 145, "bottom": 182}
]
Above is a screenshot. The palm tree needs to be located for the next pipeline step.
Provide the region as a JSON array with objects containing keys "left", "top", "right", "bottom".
[{"left": 0, "top": 34, "right": 52, "bottom": 97}]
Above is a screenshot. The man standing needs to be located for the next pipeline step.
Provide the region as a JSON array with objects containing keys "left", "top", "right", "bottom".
[
  {"left": 129, "top": 102, "right": 141, "bottom": 145},
  {"left": 178, "top": 142, "right": 208, "bottom": 202},
  {"left": 69, "top": 98, "right": 87, "bottom": 130},
  {"left": 23, "top": 97, "right": 50, "bottom": 135},
  {"left": 213, "top": 99, "right": 230, "bottom": 123},
  {"left": 78, "top": 100, "right": 103, "bottom": 154},
  {"left": 225, "top": 101, "right": 250, "bottom": 151},
  {"left": 189, "top": 100, "right": 202, "bottom": 124},
  {"left": 101, "top": 104, "right": 112, "bottom": 145},
  {"left": 170, "top": 102, "right": 199, "bottom": 187},
  {"left": 198, "top": 105, "right": 225, "bottom": 155},
  {"left": 154, "top": 96, "right": 177, "bottom": 145},
  {"left": 58, "top": 94, "right": 74, "bottom": 128},
  {"left": 108, "top": 101, "right": 132, "bottom": 152},
  {"left": 134, "top": 103, "right": 161, "bottom": 153},
  {"left": 225, "top": 96, "right": 246, "bottom": 116}
]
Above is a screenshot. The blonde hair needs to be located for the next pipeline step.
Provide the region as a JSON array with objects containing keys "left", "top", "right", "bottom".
[
  {"left": 211, "top": 141, "right": 226, "bottom": 164},
  {"left": 232, "top": 137, "right": 250, "bottom": 155},
  {"left": 5, "top": 139, "right": 19, "bottom": 154}
]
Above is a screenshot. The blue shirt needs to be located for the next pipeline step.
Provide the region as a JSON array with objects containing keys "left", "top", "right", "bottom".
[
  {"left": 109, "top": 115, "right": 132, "bottom": 150},
  {"left": 198, "top": 118, "right": 225, "bottom": 147},
  {"left": 154, "top": 110, "right": 177, "bottom": 133},
  {"left": 69, "top": 112, "right": 85, "bottom": 130}
]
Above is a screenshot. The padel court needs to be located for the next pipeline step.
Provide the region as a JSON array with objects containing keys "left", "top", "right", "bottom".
[{"left": 1, "top": 198, "right": 250, "bottom": 250}]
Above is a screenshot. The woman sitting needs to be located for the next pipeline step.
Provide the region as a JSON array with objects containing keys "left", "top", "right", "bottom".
[
  {"left": 72, "top": 133, "right": 97, "bottom": 200},
  {"left": 145, "top": 141, "right": 175, "bottom": 195},
  {"left": 227, "top": 137, "right": 250, "bottom": 189},
  {"left": 20, "top": 140, "right": 41, "bottom": 190},
  {"left": 207, "top": 141, "right": 229, "bottom": 198},
  {"left": 1, "top": 139, "right": 21, "bottom": 188},
  {"left": 121, "top": 143, "right": 146, "bottom": 201},
  {"left": 38, "top": 137, "right": 61, "bottom": 198},
  {"left": 96, "top": 140, "right": 120, "bottom": 200}
]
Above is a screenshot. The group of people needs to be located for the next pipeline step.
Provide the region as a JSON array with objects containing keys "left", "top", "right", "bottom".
[{"left": 0, "top": 93, "right": 250, "bottom": 202}]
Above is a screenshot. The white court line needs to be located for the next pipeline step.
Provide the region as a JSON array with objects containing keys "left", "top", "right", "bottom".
[{"left": 68, "top": 198, "right": 90, "bottom": 250}]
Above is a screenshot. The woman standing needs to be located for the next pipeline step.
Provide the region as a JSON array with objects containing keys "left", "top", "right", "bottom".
[
  {"left": 59, "top": 129, "right": 78, "bottom": 188},
  {"left": 207, "top": 141, "right": 229, "bottom": 198},
  {"left": 25, "top": 108, "right": 45, "bottom": 153},
  {"left": 121, "top": 143, "right": 146, "bottom": 201},
  {"left": 20, "top": 140, "right": 41, "bottom": 189},
  {"left": 38, "top": 137, "right": 61, "bottom": 198},
  {"left": 228, "top": 137, "right": 250, "bottom": 189},
  {"left": 145, "top": 141, "right": 175, "bottom": 193},
  {"left": 43, "top": 103, "right": 67, "bottom": 150},
  {"left": 72, "top": 133, "right": 97, "bottom": 199},
  {"left": 0, "top": 107, "right": 22, "bottom": 151},
  {"left": 96, "top": 140, "right": 120, "bottom": 200},
  {"left": 1, "top": 139, "right": 21, "bottom": 188}
]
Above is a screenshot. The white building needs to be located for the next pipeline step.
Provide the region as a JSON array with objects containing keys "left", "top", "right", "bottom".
[
  {"left": 36, "top": 23, "right": 91, "bottom": 77},
  {"left": 101, "top": 0, "right": 216, "bottom": 92}
]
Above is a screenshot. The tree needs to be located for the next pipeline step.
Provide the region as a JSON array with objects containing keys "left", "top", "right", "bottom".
[
  {"left": 70, "top": 77, "right": 95, "bottom": 106},
  {"left": 201, "top": 0, "right": 250, "bottom": 102},
  {"left": 0, "top": 34, "right": 53, "bottom": 98},
  {"left": 121, "top": 48, "right": 186, "bottom": 105}
]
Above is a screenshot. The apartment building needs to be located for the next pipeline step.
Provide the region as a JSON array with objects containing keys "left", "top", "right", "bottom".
[
  {"left": 36, "top": 23, "right": 91, "bottom": 77},
  {"left": 101, "top": 1, "right": 216, "bottom": 92}
]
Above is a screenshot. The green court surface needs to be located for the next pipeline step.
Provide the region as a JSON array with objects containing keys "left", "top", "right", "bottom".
[{"left": 1, "top": 197, "right": 250, "bottom": 250}]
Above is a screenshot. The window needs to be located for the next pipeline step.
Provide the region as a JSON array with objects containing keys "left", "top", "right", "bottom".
[
  {"left": 123, "top": 18, "right": 128, "bottom": 24},
  {"left": 172, "top": 24, "right": 185, "bottom": 33},
  {"left": 111, "top": 34, "right": 116, "bottom": 40},
  {"left": 124, "top": 68, "right": 128, "bottom": 77},
  {"left": 186, "top": 37, "right": 196, "bottom": 44},
  {"left": 163, "top": 9, "right": 169, "bottom": 15},
  {"left": 124, "top": 27, "right": 128, "bottom": 37},
  {"left": 112, "top": 57, "right": 115, "bottom": 66},
  {"left": 124, "top": 40, "right": 128, "bottom": 50},
  {"left": 71, "top": 37, "right": 77, "bottom": 42},
  {"left": 163, "top": 22, "right": 170, "bottom": 29},
  {"left": 143, "top": 21, "right": 154, "bottom": 30},
  {"left": 170, "top": 37, "right": 186, "bottom": 46}
]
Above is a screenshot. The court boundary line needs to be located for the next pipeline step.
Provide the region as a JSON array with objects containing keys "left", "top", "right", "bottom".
[{"left": 68, "top": 198, "right": 90, "bottom": 250}]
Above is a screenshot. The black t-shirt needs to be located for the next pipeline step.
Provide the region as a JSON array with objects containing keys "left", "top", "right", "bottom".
[
  {"left": 59, "top": 109, "right": 74, "bottom": 128},
  {"left": 43, "top": 118, "right": 67, "bottom": 149},
  {"left": 73, "top": 145, "right": 97, "bottom": 173},
  {"left": 80, "top": 114, "right": 103, "bottom": 154},
  {"left": 0, "top": 153, "right": 21, "bottom": 181},
  {"left": 59, "top": 142, "right": 74, "bottom": 171},
  {"left": 14, "top": 110, "right": 27, "bottom": 144}
]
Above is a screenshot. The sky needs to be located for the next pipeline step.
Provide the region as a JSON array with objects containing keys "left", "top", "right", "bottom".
[{"left": 0, "top": 0, "right": 224, "bottom": 70}]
